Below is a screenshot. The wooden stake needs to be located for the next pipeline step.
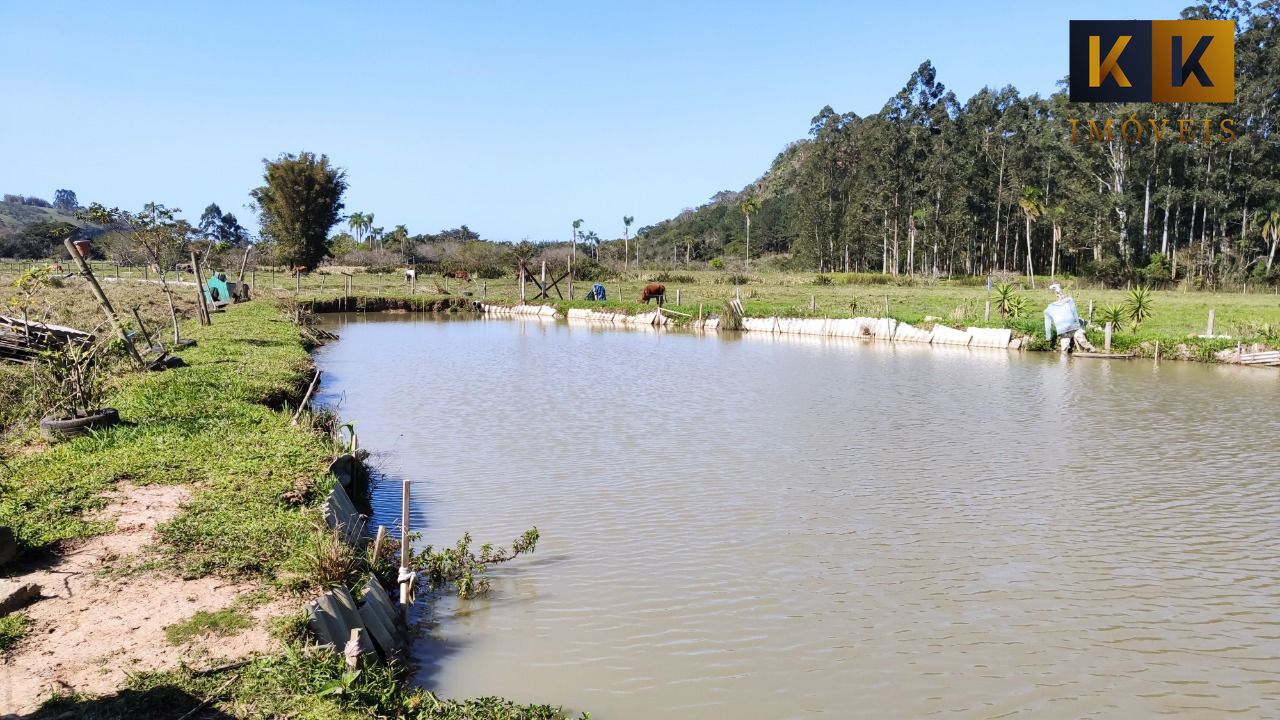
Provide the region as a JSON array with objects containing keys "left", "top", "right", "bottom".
[
  {"left": 63, "top": 239, "right": 144, "bottom": 367},
  {"left": 809, "top": 294, "right": 816, "bottom": 312},
  {"left": 482, "top": 281, "right": 487, "bottom": 299},
  {"left": 190, "top": 251, "right": 211, "bottom": 326},
  {"left": 984, "top": 300, "right": 991, "bottom": 322},
  {"left": 131, "top": 307, "right": 154, "bottom": 351},
  {"left": 1206, "top": 308, "right": 1215, "bottom": 337},
  {"left": 291, "top": 370, "right": 321, "bottom": 425},
  {"left": 676, "top": 288, "right": 681, "bottom": 305},
  {"left": 236, "top": 246, "right": 251, "bottom": 285},
  {"left": 1104, "top": 321, "right": 1113, "bottom": 351},
  {"left": 372, "top": 526, "right": 387, "bottom": 563}
]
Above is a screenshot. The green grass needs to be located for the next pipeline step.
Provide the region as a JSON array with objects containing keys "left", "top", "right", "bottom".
[
  {"left": 0, "top": 301, "right": 331, "bottom": 585},
  {"left": 286, "top": 268, "right": 1279, "bottom": 360},
  {"left": 0, "top": 611, "right": 29, "bottom": 653},
  {"left": 33, "top": 648, "right": 581, "bottom": 719},
  {"left": 163, "top": 605, "right": 253, "bottom": 645}
]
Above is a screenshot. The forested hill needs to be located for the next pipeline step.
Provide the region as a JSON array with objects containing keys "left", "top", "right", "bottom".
[
  {"left": 635, "top": 2, "right": 1279, "bottom": 288},
  {"left": 0, "top": 194, "right": 95, "bottom": 258}
]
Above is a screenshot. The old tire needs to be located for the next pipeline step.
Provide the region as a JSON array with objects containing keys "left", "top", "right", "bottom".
[{"left": 39, "top": 408, "right": 120, "bottom": 441}]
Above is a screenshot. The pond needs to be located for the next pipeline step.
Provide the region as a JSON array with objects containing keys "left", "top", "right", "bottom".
[{"left": 315, "top": 313, "right": 1280, "bottom": 719}]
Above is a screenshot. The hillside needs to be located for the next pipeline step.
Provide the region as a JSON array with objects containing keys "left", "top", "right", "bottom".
[
  {"left": 0, "top": 201, "right": 88, "bottom": 237},
  {"left": 634, "top": 2, "right": 1279, "bottom": 286}
]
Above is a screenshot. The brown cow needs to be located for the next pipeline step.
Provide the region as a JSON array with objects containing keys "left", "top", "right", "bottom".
[
  {"left": 639, "top": 283, "right": 665, "bottom": 305},
  {"left": 442, "top": 269, "right": 471, "bottom": 282},
  {"left": 289, "top": 265, "right": 310, "bottom": 277}
]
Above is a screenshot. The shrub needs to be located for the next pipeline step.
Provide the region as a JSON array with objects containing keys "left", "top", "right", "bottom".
[
  {"left": 1125, "top": 285, "right": 1155, "bottom": 327},
  {"left": 813, "top": 274, "right": 833, "bottom": 286},
  {"left": 1097, "top": 304, "right": 1126, "bottom": 332},
  {"left": 649, "top": 271, "right": 695, "bottom": 284}
]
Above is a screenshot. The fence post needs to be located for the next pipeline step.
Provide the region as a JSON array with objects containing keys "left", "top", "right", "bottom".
[
  {"left": 810, "top": 294, "right": 816, "bottom": 312},
  {"left": 984, "top": 300, "right": 991, "bottom": 322},
  {"left": 1206, "top": 308, "right": 1215, "bottom": 336},
  {"left": 676, "top": 288, "right": 681, "bottom": 305},
  {"left": 1104, "top": 321, "right": 1113, "bottom": 351}
]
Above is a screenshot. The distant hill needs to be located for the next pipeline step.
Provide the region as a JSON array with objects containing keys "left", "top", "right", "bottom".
[
  {"left": 0, "top": 200, "right": 101, "bottom": 259},
  {"left": 0, "top": 200, "right": 89, "bottom": 237}
]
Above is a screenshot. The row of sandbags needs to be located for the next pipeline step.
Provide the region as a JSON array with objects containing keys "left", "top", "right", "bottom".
[
  {"left": 484, "top": 304, "right": 1021, "bottom": 349},
  {"left": 564, "top": 307, "right": 671, "bottom": 326},
  {"left": 480, "top": 303, "right": 557, "bottom": 317},
  {"left": 731, "top": 315, "right": 1018, "bottom": 349}
]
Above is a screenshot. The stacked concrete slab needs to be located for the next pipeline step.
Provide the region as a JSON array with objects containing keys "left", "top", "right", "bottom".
[{"left": 928, "top": 324, "right": 972, "bottom": 346}]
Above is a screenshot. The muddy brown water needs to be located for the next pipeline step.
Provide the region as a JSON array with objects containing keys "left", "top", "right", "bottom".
[{"left": 315, "top": 313, "right": 1280, "bottom": 719}]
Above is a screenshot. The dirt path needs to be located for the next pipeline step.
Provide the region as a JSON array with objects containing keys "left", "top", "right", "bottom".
[{"left": 1, "top": 484, "right": 286, "bottom": 715}]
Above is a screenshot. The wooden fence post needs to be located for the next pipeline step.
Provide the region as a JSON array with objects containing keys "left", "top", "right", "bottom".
[
  {"left": 1206, "top": 308, "right": 1215, "bottom": 336},
  {"left": 1104, "top": 321, "right": 1113, "bottom": 351},
  {"left": 676, "top": 288, "right": 681, "bottom": 305},
  {"left": 810, "top": 294, "right": 816, "bottom": 312},
  {"left": 984, "top": 300, "right": 991, "bottom": 322},
  {"left": 62, "top": 239, "right": 145, "bottom": 367}
]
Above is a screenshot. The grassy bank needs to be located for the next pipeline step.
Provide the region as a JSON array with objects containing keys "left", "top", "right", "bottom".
[
  {"left": 283, "top": 267, "right": 1279, "bottom": 362},
  {"left": 0, "top": 299, "right": 579, "bottom": 719}
]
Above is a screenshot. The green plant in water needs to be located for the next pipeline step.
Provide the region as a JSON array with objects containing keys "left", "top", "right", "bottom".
[
  {"left": 1097, "top": 304, "right": 1126, "bottom": 332},
  {"left": 409, "top": 528, "right": 539, "bottom": 599},
  {"left": 1125, "top": 285, "right": 1155, "bottom": 327}
]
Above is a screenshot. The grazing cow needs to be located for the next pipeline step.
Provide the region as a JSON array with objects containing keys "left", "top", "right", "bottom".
[
  {"left": 289, "top": 265, "right": 310, "bottom": 277},
  {"left": 639, "top": 283, "right": 665, "bottom": 305},
  {"left": 442, "top": 269, "right": 471, "bottom": 282}
]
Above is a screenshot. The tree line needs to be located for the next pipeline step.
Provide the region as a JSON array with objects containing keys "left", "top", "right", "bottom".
[{"left": 636, "top": 1, "right": 1279, "bottom": 287}]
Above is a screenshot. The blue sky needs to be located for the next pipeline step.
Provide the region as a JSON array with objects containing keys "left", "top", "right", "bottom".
[{"left": 1, "top": 0, "right": 1186, "bottom": 242}]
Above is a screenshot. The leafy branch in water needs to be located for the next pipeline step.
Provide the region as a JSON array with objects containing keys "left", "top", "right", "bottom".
[{"left": 405, "top": 528, "right": 540, "bottom": 599}]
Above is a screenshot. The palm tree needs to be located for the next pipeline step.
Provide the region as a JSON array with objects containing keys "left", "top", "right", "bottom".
[
  {"left": 623, "top": 215, "right": 634, "bottom": 272},
  {"left": 1256, "top": 208, "right": 1280, "bottom": 273},
  {"left": 390, "top": 224, "right": 410, "bottom": 261},
  {"left": 571, "top": 219, "right": 583, "bottom": 263},
  {"left": 740, "top": 197, "right": 760, "bottom": 268},
  {"left": 363, "top": 213, "right": 376, "bottom": 249},
  {"left": 347, "top": 212, "right": 366, "bottom": 246},
  {"left": 1018, "top": 187, "right": 1045, "bottom": 288},
  {"left": 582, "top": 230, "right": 600, "bottom": 260}
]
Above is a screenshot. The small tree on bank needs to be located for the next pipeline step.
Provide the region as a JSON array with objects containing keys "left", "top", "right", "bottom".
[
  {"left": 81, "top": 203, "right": 194, "bottom": 345},
  {"left": 250, "top": 152, "right": 347, "bottom": 271}
]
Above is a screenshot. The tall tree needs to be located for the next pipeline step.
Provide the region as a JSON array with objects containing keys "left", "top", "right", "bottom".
[
  {"left": 199, "top": 203, "right": 224, "bottom": 241},
  {"left": 740, "top": 196, "right": 760, "bottom": 267},
  {"left": 1018, "top": 186, "right": 1045, "bottom": 287},
  {"left": 623, "top": 215, "right": 634, "bottom": 272},
  {"left": 52, "top": 189, "right": 78, "bottom": 211},
  {"left": 571, "top": 218, "right": 583, "bottom": 263},
  {"left": 347, "top": 212, "right": 367, "bottom": 245},
  {"left": 249, "top": 152, "right": 347, "bottom": 271}
]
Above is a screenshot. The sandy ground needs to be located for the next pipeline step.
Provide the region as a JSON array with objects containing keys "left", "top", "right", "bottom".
[{"left": 0, "top": 484, "right": 287, "bottom": 715}]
